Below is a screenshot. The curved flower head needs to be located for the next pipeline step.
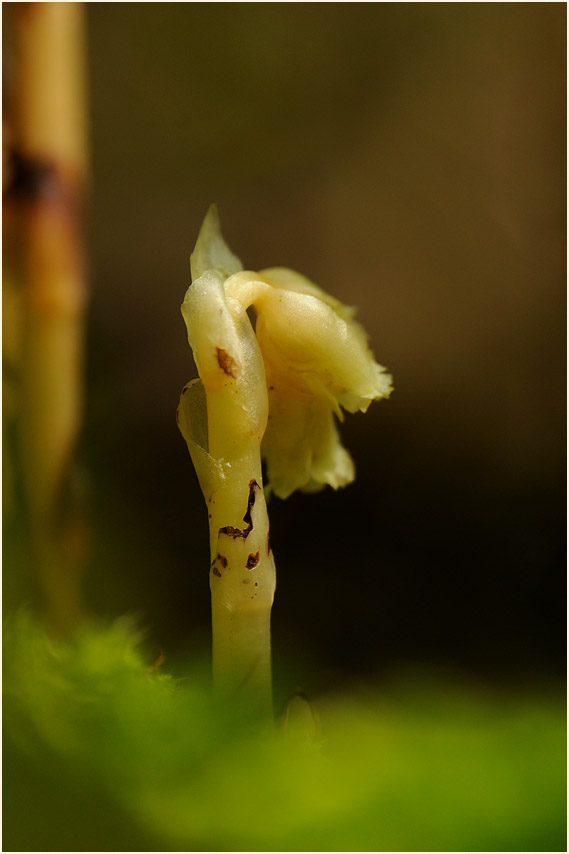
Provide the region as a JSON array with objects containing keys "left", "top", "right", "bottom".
[
  {"left": 180, "top": 210, "right": 269, "bottom": 464},
  {"left": 249, "top": 269, "right": 391, "bottom": 497},
  {"left": 179, "top": 205, "right": 392, "bottom": 499}
]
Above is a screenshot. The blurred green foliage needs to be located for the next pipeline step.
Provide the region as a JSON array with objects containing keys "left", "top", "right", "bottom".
[{"left": 4, "top": 614, "right": 565, "bottom": 852}]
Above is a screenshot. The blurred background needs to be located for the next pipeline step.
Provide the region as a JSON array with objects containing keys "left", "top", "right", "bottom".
[{"left": 5, "top": 3, "right": 566, "bottom": 696}]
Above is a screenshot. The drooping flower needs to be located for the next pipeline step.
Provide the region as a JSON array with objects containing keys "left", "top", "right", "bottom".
[{"left": 180, "top": 205, "right": 392, "bottom": 499}]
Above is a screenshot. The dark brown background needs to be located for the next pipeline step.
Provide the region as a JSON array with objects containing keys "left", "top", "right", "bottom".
[{"left": 78, "top": 3, "right": 565, "bottom": 692}]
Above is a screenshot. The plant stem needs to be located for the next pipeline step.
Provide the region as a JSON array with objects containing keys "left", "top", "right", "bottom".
[
  {"left": 178, "top": 371, "right": 275, "bottom": 717},
  {"left": 3, "top": 2, "right": 89, "bottom": 634},
  {"left": 208, "top": 462, "right": 275, "bottom": 716},
  {"left": 178, "top": 257, "right": 277, "bottom": 715}
]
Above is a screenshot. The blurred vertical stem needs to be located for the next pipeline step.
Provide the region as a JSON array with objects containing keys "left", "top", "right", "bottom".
[{"left": 3, "top": 2, "right": 89, "bottom": 634}]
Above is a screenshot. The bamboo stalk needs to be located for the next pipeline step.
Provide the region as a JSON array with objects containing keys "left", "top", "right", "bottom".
[{"left": 3, "top": 3, "right": 89, "bottom": 634}]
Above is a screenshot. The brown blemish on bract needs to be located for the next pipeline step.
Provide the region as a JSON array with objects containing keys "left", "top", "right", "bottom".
[
  {"left": 217, "top": 554, "right": 228, "bottom": 568},
  {"left": 212, "top": 566, "right": 222, "bottom": 578},
  {"left": 216, "top": 347, "right": 238, "bottom": 378},
  {"left": 219, "top": 480, "right": 260, "bottom": 540},
  {"left": 246, "top": 551, "right": 260, "bottom": 569}
]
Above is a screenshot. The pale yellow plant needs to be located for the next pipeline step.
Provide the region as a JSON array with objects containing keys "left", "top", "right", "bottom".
[{"left": 178, "top": 206, "right": 391, "bottom": 714}]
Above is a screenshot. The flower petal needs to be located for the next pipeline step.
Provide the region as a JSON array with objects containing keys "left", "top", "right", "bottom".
[
  {"left": 259, "top": 267, "right": 356, "bottom": 321},
  {"left": 253, "top": 284, "right": 392, "bottom": 414},
  {"left": 262, "top": 379, "right": 355, "bottom": 499}
]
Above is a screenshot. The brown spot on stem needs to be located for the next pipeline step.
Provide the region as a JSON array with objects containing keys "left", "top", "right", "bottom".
[
  {"left": 212, "top": 566, "right": 222, "bottom": 578},
  {"left": 219, "top": 480, "right": 260, "bottom": 540},
  {"left": 3, "top": 148, "right": 84, "bottom": 235},
  {"left": 4, "top": 151, "right": 57, "bottom": 202},
  {"left": 243, "top": 479, "right": 259, "bottom": 526},
  {"left": 246, "top": 551, "right": 260, "bottom": 569},
  {"left": 219, "top": 525, "right": 243, "bottom": 539},
  {"left": 217, "top": 554, "right": 228, "bottom": 568},
  {"left": 216, "top": 347, "right": 238, "bottom": 378}
]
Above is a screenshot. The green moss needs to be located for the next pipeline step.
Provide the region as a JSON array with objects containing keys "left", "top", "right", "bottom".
[{"left": 4, "top": 615, "right": 566, "bottom": 852}]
